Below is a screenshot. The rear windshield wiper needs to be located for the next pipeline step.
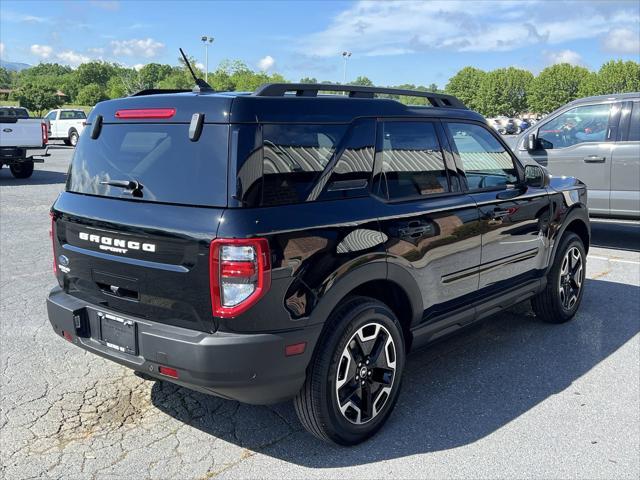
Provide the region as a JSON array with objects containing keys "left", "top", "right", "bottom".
[{"left": 100, "top": 179, "right": 144, "bottom": 197}]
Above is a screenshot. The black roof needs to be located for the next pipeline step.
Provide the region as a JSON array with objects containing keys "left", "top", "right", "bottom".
[{"left": 88, "top": 83, "right": 484, "bottom": 125}]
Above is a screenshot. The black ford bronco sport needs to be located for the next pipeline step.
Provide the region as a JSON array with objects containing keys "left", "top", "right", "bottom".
[{"left": 47, "top": 83, "right": 590, "bottom": 445}]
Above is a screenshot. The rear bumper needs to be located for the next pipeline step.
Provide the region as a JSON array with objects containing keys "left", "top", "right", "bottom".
[
  {"left": 0, "top": 146, "right": 48, "bottom": 163},
  {"left": 47, "top": 287, "right": 321, "bottom": 404}
]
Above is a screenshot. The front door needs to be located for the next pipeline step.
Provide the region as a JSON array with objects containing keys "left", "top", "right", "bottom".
[
  {"left": 525, "top": 102, "right": 615, "bottom": 216},
  {"left": 444, "top": 121, "right": 551, "bottom": 291}
]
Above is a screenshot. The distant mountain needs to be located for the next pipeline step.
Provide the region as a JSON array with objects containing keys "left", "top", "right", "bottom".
[{"left": 0, "top": 60, "right": 32, "bottom": 72}]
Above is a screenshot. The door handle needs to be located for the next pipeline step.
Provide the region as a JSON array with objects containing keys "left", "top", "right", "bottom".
[{"left": 583, "top": 155, "right": 606, "bottom": 163}]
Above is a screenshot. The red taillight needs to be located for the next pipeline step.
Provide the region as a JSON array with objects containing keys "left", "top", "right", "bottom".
[
  {"left": 115, "top": 108, "right": 176, "bottom": 119},
  {"left": 285, "top": 342, "right": 307, "bottom": 357},
  {"left": 210, "top": 238, "right": 271, "bottom": 318},
  {"left": 158, "top": 366, "right": 179, "bottom": 379},
  {"left": 50, "top": 212, "right": 57, "bottom": 275},
  {"left": 62, "top": 330, "right": 73, "bottom": 342},
  {"left": 41, "top": 122, "right": 48, "bottom": 146}
]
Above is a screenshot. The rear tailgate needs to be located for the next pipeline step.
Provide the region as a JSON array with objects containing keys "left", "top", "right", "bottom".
[
  {"left": 0, "top": 118, "right": 44, "bottom": 148},
  {"left": 52, "top": 194, "right": 223, "bottom": 332},
  {"left": 52, "top": 93, "right": 233, "bottom": 333}
]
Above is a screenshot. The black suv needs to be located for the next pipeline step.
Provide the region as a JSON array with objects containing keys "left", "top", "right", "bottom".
[{"left": 47, "top": 83, "right": 590, "bottom": 445}]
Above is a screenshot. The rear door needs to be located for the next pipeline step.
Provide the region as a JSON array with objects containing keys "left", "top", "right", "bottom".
[
  {"left": 375, "top": 119, "right": 482, "bottom": 327},
  {"left": 53, "top": 111, "right": 230, "bottom": 333},
  {"left": 611, "top": 100, "right": 640, "bottom": 218},
  {"left": 526, "top": 102, "right": 615, "bottom": 216}
]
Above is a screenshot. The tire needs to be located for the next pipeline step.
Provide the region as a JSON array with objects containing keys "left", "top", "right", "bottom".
[
  {"left": 294, "top": 296, "right": 406, "bottom": 445},
  {"left": 532, "top": 232, "right": 586, "bottom": 323},
  {"left": 69, "top": 130, "right": 79, "bottom": 147},
  {"left": 10, "top": 161, "right": 34, "bottom": 179}
]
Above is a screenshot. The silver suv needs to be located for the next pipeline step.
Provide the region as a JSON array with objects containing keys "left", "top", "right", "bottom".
[{"left": 516, "top": 93, "right": 639, "bottom": 219}]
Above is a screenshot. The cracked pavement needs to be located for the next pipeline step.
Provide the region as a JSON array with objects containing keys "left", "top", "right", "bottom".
[{"left": 1, "top": 147, "right": 639, "bottom": 479}]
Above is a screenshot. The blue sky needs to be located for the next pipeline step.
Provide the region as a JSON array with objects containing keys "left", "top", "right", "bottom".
[{"left": 1, "top": 0, "right": 639, "bottom": 87}]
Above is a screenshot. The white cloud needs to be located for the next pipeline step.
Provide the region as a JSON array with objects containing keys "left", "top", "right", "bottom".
[
  {"left": 195, "top": 62, "right": 205, "bottom": 70},
  {"left": 30, "top": 44, "right": 53, "bottom": 59},
  {"left": 56, "top": 50, "right": 91, "bottom": 66},
  {"left": 2, "top": 11, "right": 48, "bottom": 23},
  {"left": 111, "top": 38, "right": 164, "bottom": 58},
  {"left": 258, "top": 55, "right": 275, "bottom": 71},
  {"left": 133, "top": 64, "right": 145, "bottom": 71},
  {"left": 0, "top": 43, "right": 4, "bottom": 58},
  {"left": 603, "top": 28, "right": 640, "bottom": 54},
  {"left": 298, "top": 0, "right": 640, "bottom": 57},
  {"left": 545, "top": 49, "right": 583, "bottom": 66}
]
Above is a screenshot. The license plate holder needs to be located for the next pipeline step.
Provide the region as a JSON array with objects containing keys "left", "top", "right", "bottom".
[{"left": 99, "top": 312, "right": 137, "bottom": 356}]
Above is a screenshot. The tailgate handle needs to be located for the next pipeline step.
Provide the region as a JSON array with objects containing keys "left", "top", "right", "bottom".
[{"left": 97, "top": 282, "right": 139, "bottom": 301}]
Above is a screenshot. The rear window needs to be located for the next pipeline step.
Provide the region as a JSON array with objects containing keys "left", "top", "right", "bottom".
[
  {"left": 60, "top": 110, "right": 86, "bottom": 120},
  {"left": 0, "top": 107, "right": 29, "bottom": 119},
  {"left": 67, "top": 124, "right": 228, "bottom": 207}
]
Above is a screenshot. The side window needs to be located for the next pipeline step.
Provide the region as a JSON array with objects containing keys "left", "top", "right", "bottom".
[
  {"left": 316, "top": 120, "right": 375, "bottom": 201},
  {"left": 262, "top": 124, "right": 347, "bottom": 206},
  {"left": 628, "top": 102, "right": 640, "bottom": 142},
  {"left": 538, "top": 104, "right": 611, "bottom": 149},
  {"left": 44, "top": 111, "right": 56, "bottom": 120},
  {"left": 446, "top": 122, "right": 518, "bottom": 190},
  {"left": 376, "top": 121, "right": 448, "bottom": 200}
]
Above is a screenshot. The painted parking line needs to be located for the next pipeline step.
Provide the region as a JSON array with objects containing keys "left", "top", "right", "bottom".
[{"left": 588, "top": 255, "right": 640, "bottom": 265}]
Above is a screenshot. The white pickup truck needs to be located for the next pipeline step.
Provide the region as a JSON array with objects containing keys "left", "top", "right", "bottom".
[
  {"left": 44, "top": 109, "right": 87, "bottom": 146},
  {"left": 0, "top": 106, "right": 49, "bottom": 179}
]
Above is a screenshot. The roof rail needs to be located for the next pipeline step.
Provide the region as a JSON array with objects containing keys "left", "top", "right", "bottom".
[
  {"left": 130, "top": 88, "right": 191, "bottom": 97},
  {"left": 253, "top": 83, "right": 466, "bottom": 109}
]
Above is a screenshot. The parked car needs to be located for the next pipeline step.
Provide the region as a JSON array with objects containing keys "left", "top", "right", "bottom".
[
  {"left": 0, "top": 106, "right": 49, "bottom": 178},
  {"left": 516, "top": 92, "right": 640, "bottom": 219},
  {"left": 44, "top": 108, "right": 86, "bottom": 146},
  {"left": 47, "top": 83, "right": 590, "bottom": 445},
  {"left": 517, "top": 118, "right": 531, "bottom": 133}
]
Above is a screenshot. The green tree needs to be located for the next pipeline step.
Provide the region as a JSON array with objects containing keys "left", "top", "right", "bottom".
[
  {"left": 74, "top": 61, "right": 117, "bottom": 88},
  {"left": 299, "top": 77, "right": 318, "bottom": 84},
  {"left": 349, "top": 76, "right": 374, "bottom": 86},
  {"left": 14, "top": 81, "right": 62, "bottom": 115},
  {"left": 76, "top": 84, "right": 107, "bottom": 106},
  {"left": 19, "top": 63, "right": 72, "bottom": 79},
  {"left": 476, "top": 67, "right": 533, "bottom": 117},
  {"left": 578, "top": 60, "right": 640, "bottom": 96},
  {"left": 445, "top": 67, "right": 486, "bottom": 111},
  {"left": 528, "top": 63, "right": 591, "bottom": 114},
  {"left": 138, "top": 63, "right": 173, "bottom": 89},
  {"left": 0, "top": 67, "right": 13, "bottom": 89}
]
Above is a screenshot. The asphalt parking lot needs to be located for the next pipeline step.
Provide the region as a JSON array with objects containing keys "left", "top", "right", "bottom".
[{"left": 1, "top": 147, "right": 639, "bottom": 479}]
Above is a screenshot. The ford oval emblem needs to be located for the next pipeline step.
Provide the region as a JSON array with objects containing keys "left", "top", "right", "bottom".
[
  {"left": 2, "top": 128, "right": 12, "bottom": 133},
  {"left": 58, "top": 255, "right": 70, "bottom": 267}
]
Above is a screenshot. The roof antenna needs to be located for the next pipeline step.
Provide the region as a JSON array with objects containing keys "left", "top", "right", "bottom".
[{"left": 179, "top": 48, "right": 213, "bottom": 93}]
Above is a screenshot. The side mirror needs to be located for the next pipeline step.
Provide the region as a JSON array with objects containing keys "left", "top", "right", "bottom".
[
  {"left": 524, "top": 164, "right": 550, "bottom": 188},
  {"left": 527, "top": 132, "right": 538, "bottom": 151}
]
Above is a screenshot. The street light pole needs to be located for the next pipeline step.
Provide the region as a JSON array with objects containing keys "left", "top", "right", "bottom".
[
  {"left": 342, "top": 51, "right": 351, "bottom": 84},
  {"left": 201, "top": 35, "right": 214, "bottom": 82}
]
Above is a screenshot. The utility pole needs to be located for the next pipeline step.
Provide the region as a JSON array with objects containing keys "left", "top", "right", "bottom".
[
  {"left": 342, "top": 51, "right": 351, "bottom": 84},
  {"left": 201, "top": 35, "right": 214, "bottom": 82}
]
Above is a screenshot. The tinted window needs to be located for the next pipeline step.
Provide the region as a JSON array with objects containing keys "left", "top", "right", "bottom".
[
  {"left": 377, "top": 121, "right": 448, "bottom": 200},
  {"left": 60, "top": 110, "right": 86, "bottom": 120},
  {"left": 0, "top": 107, "right": 29, "bottom": 118},
  {"left": 45, "top": 111, "right": 56, "bottom": 120},
  {"left": 446, "top": 122, "right": 517, "bottom": 189},
  {"left": 67, "top": 124, "right": 228, "bottom": 207},
  {"left": 629, "top": 102, "right": 640, "bottom": 142},
  {"left": 538, "top": 104, "right": 611, "bottom": 149},
  {"left": 316, "top": 120, "right": 375, "bottom": 201},
  {"left": 262, "top": 124, "right": 346, "bottom": 206}
]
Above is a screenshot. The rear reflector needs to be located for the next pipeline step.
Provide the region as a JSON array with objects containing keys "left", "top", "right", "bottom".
[
  {"left": 158, "top": 366, "right": 179, "bottom": 379},
  {"left": 285, "top": 342, "right": 307, "bottom": 357},
  {"left": 50, "top": 211, "right": 57, "bottom": 275},
  {"left": 62, "top": 331, "right": 73, "bottom": 342},
  {"left": 41, "top": 122, "right": 48, "bottom": 146},
  {"left": 115, "top": 108, "right": 176, "bottom": 119}
]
